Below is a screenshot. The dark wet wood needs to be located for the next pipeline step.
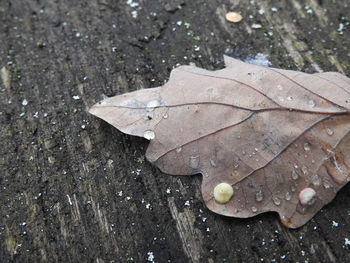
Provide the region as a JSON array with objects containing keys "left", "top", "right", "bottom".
[{"left": 1, "top": 0, "right": 350, "bottom": 262}]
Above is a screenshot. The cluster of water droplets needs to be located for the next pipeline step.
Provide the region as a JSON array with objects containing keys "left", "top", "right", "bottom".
[
  {"left": 211, "top": 117, "right": 340, "bottom": 216},
  {"left": 274, "top": 84, "right": 318, "bottom": 109},
  {"left": 143, "top": 100, "right": 161, "bottom": 140}
]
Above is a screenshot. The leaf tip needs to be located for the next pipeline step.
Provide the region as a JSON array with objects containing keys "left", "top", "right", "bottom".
[{"left": 88, "top": 101, "right": 103, "bottom": 117}]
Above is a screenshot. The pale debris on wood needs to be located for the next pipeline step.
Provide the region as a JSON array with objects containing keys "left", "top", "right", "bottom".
[
  {"left": 225, "top": 12, "right": 243, "bottom": 23},
  {"left": 251, "top": 23, "right": 262, "bottom": 29}
]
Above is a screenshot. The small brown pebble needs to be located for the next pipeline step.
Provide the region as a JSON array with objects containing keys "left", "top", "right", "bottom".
[{"left": 225, "top": 12, "right": 243, "bottom": 23}]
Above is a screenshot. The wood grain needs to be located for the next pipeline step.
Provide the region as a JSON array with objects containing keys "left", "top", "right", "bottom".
[{"left": 1, "top": 0, "right": 350, "bottom": 262}]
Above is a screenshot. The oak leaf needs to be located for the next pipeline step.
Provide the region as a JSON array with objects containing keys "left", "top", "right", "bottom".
[{"left": 89, "top": 56, "right": 350, "bottom": 228}]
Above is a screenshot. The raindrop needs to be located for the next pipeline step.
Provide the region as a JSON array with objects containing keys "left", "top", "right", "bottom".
[
  {"left": 176, "top": 147, "right": 182, "bottom": 153},
  {"left": 277, "top": 84, "right": 283, "bottom": 90},
  {"left": 301, "top": 165, "right": 308, "bottom": 175},
  {"left": 231, "top": 170, "right": 239, "bottom": 176},
  {"left": 326, "top": 128, "right": 334, "bottom": 136},
  {"left": 210, "top": 159, "right": 216, "bottom": 167},
  {"left": 143, "top": 130, "right": 155, "bottom": 140},
  {"left": 291, "top": 170, "right": 299, "bottom": 180},
  {"left": 290, "top": 185, "right": 296, "bottom": 192},
  {"left": 310, "top": 174, "right": 321, "bottom": 186},
  {"left": 308, "top": 99, "right": 316, "bottom": 108},
  {"left": 303, "top": 143, "right": 310, "bottom": 151},
  {"left": 255, "top": 190, "right": 264, "bottom": 202},
  {"left": 272, "top": 196, "right": 281, "bottom": 206},
  {"left": 233, "top": 162, "right": 239, "bottom": 168},
  {"left": 242, "top": 150, "right": 246, "bottom": 155},
  {"left": 189, "top": 156, "right": 200, "bottom": 169},
  {"left": 323, "top": 179, "right": 333, "bottom": 189},
  {"left": 254, "top": 148, "right": 259, "bottom": 152},
  {"left": 294, "top": 164, "right": 299, "bottom": 169},
  {"left": 251, "top": 206, "right": 258, "bottom": 213},
  {"left": 163, "top": 113, "right": 168, "bottom": 119},
  {"left": 285, "top": 191, "right": 292, "bottom": 201},
  {"left": 278, "top": 96, "right": 285, "bottom": 102},
  {"left": 146, "top": 100, "right": 160, "bottom": 109},
  {"left": 287, "top": 96, "right": 293, "bottom": 101}
]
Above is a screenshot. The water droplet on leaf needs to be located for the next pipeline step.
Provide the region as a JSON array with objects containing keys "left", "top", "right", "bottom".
[
  {"left": 303, "top": 143, "right": 310, "bottom": 151},
  {"left": 146, "top": 100, "right": 160, "bottom": 109},
  {"left": 255, "top": 190, "right": 264, "bottom": 202},
  {"left": 311, "top": 174, "right": 321, "bottom": 186},
  {"left": 291, "top": 185, "right": 296, "bottom": 192},
  {"left": 189, "top": 156, "right": 200, "bottom": 169},
  {"left": 308, "top": 99, "right": 315, "bottom": 108},
  {"left": 323, "top": 179, "right": 333, "bottom": 189},
  {"left": 273, "top": 196, "right": 281, "bottom": 206},
  {"left": 326, "top": 128, "right": 334, "bottom": 136},
  {"left": 285, "top": 191, "right": 292, "bottom": 201},
  {"left": 143, "top": 130, "right": 155, "bottom": 140},
  {"left": 292, "top": 170, "right": 299, "bottom": 180},
  {"left": 301, "top": 165, "right": 308, "bottom": 175}
]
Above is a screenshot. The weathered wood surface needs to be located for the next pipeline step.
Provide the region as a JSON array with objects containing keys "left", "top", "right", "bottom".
[{"left": 1, "top": 0, "right": 350, "bottom": 262}]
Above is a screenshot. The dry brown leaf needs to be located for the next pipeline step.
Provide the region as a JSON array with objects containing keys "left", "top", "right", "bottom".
[{"left": 89, "top": 56, "right": 350, "bottom": 228}]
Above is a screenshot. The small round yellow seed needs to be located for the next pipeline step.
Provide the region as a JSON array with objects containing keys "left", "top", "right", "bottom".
[{"left": 213, "top": 183, "right": 234, "bottom": 204}]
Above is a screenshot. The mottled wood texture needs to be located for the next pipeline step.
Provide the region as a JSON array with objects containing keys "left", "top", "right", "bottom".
[{"left": 1, "top": 0, "right": 350, "bottom": 262}]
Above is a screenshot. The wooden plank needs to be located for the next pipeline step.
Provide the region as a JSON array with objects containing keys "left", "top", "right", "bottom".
[{"left": 1, "top": 0, "right": 350, "bottom": 262}]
